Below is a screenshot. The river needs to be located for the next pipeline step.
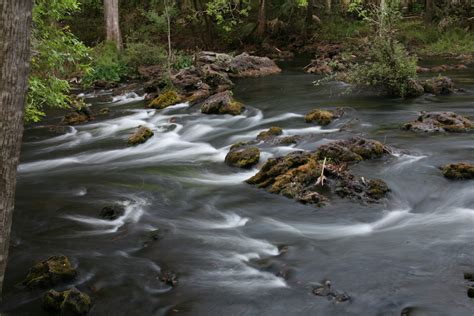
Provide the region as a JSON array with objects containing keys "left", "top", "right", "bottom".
[{"left": 1, "top": 59, "right": 473, "bottom": 315}]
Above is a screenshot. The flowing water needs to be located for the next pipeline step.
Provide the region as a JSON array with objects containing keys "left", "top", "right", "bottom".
[{"left": 1, "top": 59, "right": 473, "bottom": 315}]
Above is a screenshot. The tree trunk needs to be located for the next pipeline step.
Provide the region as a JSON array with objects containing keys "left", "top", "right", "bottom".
[
  {"left": 425, "top": 0, "right": 434, "bottom": 23},
  {"left": 104, "top": 0, "right": 122, "bottom": 49},
  {"left": 0, "top": 0, "right": 33, "bottom": 297},
  {"left": 258, "top": 0, "right": 266, "bottom": 37},
  {"left": 325, "top": 0, "right": 332, "bottom": 15},
  {"left": 304, "top": 0, "right": 314, "bottom": 40}
]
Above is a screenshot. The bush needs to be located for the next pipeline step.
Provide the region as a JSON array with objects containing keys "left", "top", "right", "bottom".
[
  {"left": 82, "top": 42, "right": 129, "bottom": 86},
  {"left": 123, "top": 42, "right": 168, "bottom": 69},
  {"left": 347, "top": 39, "right": 418, "bottom": 97}
]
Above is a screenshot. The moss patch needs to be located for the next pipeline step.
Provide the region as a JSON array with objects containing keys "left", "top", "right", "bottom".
[{"left": 148, "top": 90, "right": 182, "bottom": 109}]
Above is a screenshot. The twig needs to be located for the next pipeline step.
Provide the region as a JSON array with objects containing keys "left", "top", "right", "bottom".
[{"left": 316, "top": 157, "right": 327, "bottom": 187}]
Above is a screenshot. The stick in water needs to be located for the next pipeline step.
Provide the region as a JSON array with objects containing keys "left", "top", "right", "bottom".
[{"left": 316, "top": 157, "right": 327, "bottom": 187}]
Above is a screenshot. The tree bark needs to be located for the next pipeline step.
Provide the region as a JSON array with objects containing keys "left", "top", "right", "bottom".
[
  {"left": 104, "top": 0, "right": 122, "bottom": 49},
  {"left": 258, "top": 0, "right": 266, "bottom": 37},
  {"left": 0, "top": 0, "right": 33, "bottom": 297}
]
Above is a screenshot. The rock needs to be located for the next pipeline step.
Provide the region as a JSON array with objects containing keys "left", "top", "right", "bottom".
[
  {"left": 43, "top": 287, "right": 91, "bottom": 315},
  {"left": 464, "top": 272, "right": 474, "bottom": 281},
  {"left": 99, "top": 108, "right": 110, "bottom": 115},
  {"left": 423, "top": 76, "right": 455, "bottom": 95},
  {"left": 246, "top": 144, "right": 389, "bottom": 206},
  {"left": 138, "top": 65, "right": 163, "bottom": 80},
  {"left": 314, "top": 137, "right": 388, "bottom": 163},
  {"left": 99, "top": 205, "right": 125, "bottom": 220},
  {"left": 225, "top": 145, "right": 260, "bottom": 168},
  {"left": 405, "top": 79, "right": 425, "bottom": 98},
  {"left": 441, "top": 163, "right": 474, "bottom": 180},
  {"left": 402, "top": 112, "right": 472, "bottom": 133},
  {"left": 196, "top": 51, "right": 281, "bottom": 78},
  {"left": 469, "top": 288, "right": 474, "bottom": 298},
  {"left": 62, "top": 112, "right": 91, "bottom": 125},
  {"left": 201, "top": 91, "right": 243, "bottom": 115},
  {"left": 23, "top": 255, "right": 77, "bottom": 289},
  {"left": 200, "top": 64, "right": 234, "bottom": 92},
  {"left": 159, "top": 271, "right": 178, "bottom": 287},
  {"left": 257, "top": 127, "right": 283, "bottom": 141},
  {"left": 312, "top": 280, "right": 351, "bottom": 303},
  {"left": 128, "top": 126, "right": 154, "bottom": 145},
  {"left": 304, "top": 108, "right": 344, "bottom": 125},
  {"left": 147, "top": 90, "right": 182, "bottom": 109}
]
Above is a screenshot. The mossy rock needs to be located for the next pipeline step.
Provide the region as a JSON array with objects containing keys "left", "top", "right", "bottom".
[
  {"left": 201, "top": 91, "right": 243, "bottom": 116},
  {"left": 148, "top": 90, "right": 182, "bottom": 109},
  {"left": 403, "top": 112, "right": 472, "bottom": 133},
  {"left": 23, "top": 255, "right": 77, "bottom": 289},
  {"left": 304, "top": 110, "right": 334, "bottom": 125},
  {"left": 314, "top": 138, "right": 386, "bottom": 163},
  {"left": 127, "top": 126, "right": 154, "bottom": 145},
  {"left": 366, "top": 179, "right": 390, "bottom": 200},
  {"left": 43, "top": 287, "right": 91, "bottom": 315},
  {"left": 257, "top": 127, "right": 283, "bottom": 141},
  {"left": 423, "top": 76, "right": 454, "bottom": 95},
  {"left": 225, "top": 146, "right": 260, "bottom": 168},
  {"left": 441, "top": 163, "right": 474, "bottom": 180}
]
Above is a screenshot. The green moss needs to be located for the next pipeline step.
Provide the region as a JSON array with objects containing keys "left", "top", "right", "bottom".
[
  {"left": 225, "top": 146, "right": 260, "bottom": 168},
  {"left": 441, "top": 163, "right": 474, "bottom": 180},
  {"left": 366, "top": 179, "right": 390, "bottom": 200},
  {"left": 148, "top": 90, "right": 181, "bottom": 109},
  {"left": 257, "top": 127, "right": 283, "bottom": 140},
  {"left": 127, "top": 126, "right": 154, "bottom": 145},
  {"left": 23, "top": 255, "right": 77, "bottom": 289},
  {"left": 43, "top": 288, "right": 91, "bottom": 315},
  {"left": 304, "top": 110, "right": 334, "bottom": 125},
  {"left": 221, "top": 100, "right": 243, "bottom": 115}
]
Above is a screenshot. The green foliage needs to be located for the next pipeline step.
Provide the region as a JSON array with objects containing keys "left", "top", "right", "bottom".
[
  {"left": 27, "top": 0, "right": 90, "bottom": 122},
  {"left": 123, "top": 42, "right": 168, "bottom": 69},
  {"left": 206, "top": 0, "right": 251, "bottom": 33},
  {"left": 316, "top": 16, "right": 369, "bottom": 41},
  {"left": 82, "top": 42, "right": 129, "bottom": 86},
  {"left": 421, "top": 27, "right": 474, "bottom": 56},
  {"left": 348, "top": 39, "right": 417, "bottom": 97}
]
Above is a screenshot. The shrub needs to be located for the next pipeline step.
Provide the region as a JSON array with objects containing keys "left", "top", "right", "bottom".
[
  {"left": 82, "top": 42, "right": 129, "bottom": 86},
  {"left": 123, "top": 42, "right": 167, "bottom": 69},
  {"left": 347, "top": 39, "right": 418, "bottom": 97}
]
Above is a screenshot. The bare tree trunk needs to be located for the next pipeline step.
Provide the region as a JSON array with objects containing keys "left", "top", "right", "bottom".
[
  {"left": 425, "top": 0, "right": 434, "bottom": 23},
  {"left": 258, "top": 0, "right": 266, "bottom": 37},
  {"left": 164, "top": 0, "right": 173, "bottom": 78},
  {"left": 0, "top": 0, "right": 33, "bottom": 297},
  {"left": 104, "top": 0, "right": 122, "bottom": 50},
  {"left": 325, "top": 0, "right": 332, "bottom": 15}
]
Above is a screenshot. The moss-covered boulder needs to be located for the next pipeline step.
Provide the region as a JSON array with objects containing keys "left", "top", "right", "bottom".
[
  {"left": 257, "top": 127, "right": 283, "bottom": 141},
  {"left": 402, "top": 112, "right": 472, "bottom": 133},
  {"left": 246, "top": 150, "right": 389, "bottom": 206},
  {"left": 23, "top": 256, "right": 77, "bottom": 289},
  {"left": 405, "top": 79, "right": 425, "bottom": 98},
  {"left": 441, "top": 163, "right": 474, "bottom": 180},
  {"left": 201, "top": 91, "right": 243, "bottom": 115},
  {"left": 225, "top": 145, "right": 260, "bottom": 168},
  {"left": 148, "top": 90, "right": 182, "bottom": 109},
  {"left": 43, "top": 287, "right": 91, "bottom": 315},
  {"left": 127, "top": 126, "right": 154, "bottom": 145},
  {"left": 314, "top": 138, "right": 387, "bottom": 163},
  {"left": 304, "top": 108, "right": 344, "bottom": 125},
  {"left": 423, "top": 76, "right": 455, "bottom": 95}
]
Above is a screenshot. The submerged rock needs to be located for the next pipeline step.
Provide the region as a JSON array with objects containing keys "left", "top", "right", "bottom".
[
  {"left": 99, "top": 205, "right": 125, "bottom": 220},
  {"left": 441, "top": 163, "right": 474, "bottom": 180},
  {"left": 159, "top": 271, "right": 178, "bottom": 287},
  {"left": 201, "top": 91, "right": 243, "bottom": 115},
  {"left": 127, "top": 126, "right": 154, "bottom": 145},
  {"left": 246, "top": 140, "right": 390, "bottom": 206},
  {"left": 402, "top": 112, "right": 472, "bottom": 133},
  {"left": 43, "top": 287, "right": 91, "bottom": 315},
  {"left": 312, "top": 280, "right": 351, "bottom": 303},
  {"left": 304, "top": 108, "right": 344, "bottom": 125},
  {"left": 225, "top": 145, "right": 260, "bottom": 168},
  {"left": 147, "top": 90, "right": 182, "bottom": 109},
  {"left": 256, "top": 127, "right": 300, "bottom": 146},
  {"left": 423, "top": 76, "right": 455, "bottom": 95},
  {"left": 23, "top": 256, "right": 77, "bottom": 289}
]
